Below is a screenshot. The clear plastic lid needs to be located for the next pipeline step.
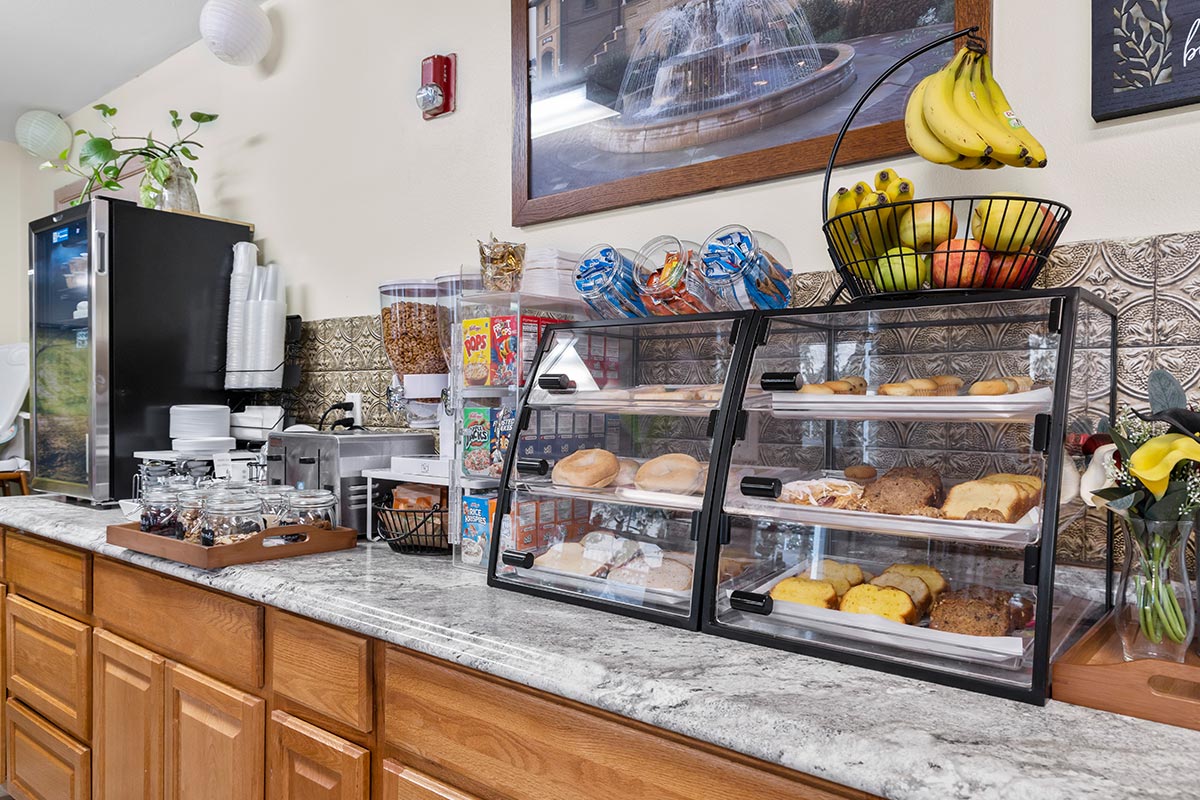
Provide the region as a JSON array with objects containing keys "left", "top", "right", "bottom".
[{"left": 379, "top": 279, "right": 437, "bottom": 309}]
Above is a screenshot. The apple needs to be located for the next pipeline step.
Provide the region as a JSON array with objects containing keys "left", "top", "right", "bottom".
[
  {"left": 873, "top": 246, "right": 929, "bottom": 292},
  {"left": 898, "top": 201, "right": 958, "bottom": 251},
  {"left": 971, "top": 193, "right": 1045, "bottom": 252},
  {"left": 1031, "top": 204, "right": 1060, "bottom": 250},
  {"left": 987, "top": 249, "right": 1039, "bottom": 289},
  {"left": 931, "top": 239, "right": 990, "bottom": 289}
]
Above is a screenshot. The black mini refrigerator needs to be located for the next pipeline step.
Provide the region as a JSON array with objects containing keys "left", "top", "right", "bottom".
[{"left": 29, "top": 198, "right": 253, "bottom": 502}]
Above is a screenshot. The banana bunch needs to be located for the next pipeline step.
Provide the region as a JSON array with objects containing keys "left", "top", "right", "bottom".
[
  {"left": 827, "top": 167, "right": 916, "bottom": 276},
  {"left": 905, "top": 47, "right": 1047, "bottom": 170}
]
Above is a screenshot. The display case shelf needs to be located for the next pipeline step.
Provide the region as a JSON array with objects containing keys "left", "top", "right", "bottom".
[{"left": 514, "top": 480, "right": 705, "bottom": 512}]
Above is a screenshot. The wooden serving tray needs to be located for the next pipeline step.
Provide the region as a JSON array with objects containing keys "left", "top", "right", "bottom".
[
  {"left": 106, "top": 522, "right": 358, "bottom": 569},
  {"left": 1052, "top": 611, "right": 1200, "bottom": 730}
]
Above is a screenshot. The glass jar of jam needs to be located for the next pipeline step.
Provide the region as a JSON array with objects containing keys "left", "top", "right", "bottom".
[
  {"left": 574, "top": 244, "right": 646, "bottom": 319},
  {"left": 699, "top": 225, "right": 793, "bottom": 310},
  {"left": 633, "top": 235, "right": 720, "bottom": 316},
  {"left": 140, "top": 487, "right": 180, "bottom": 537},
  {"left": 200, "top": 495, "right": 263, "bottom": 547},
  {"left": 177, "top": 489, "right": 210, "bottom": 544},
  {"left": 280, "top": 489, "right": 339, "bottom": 531}
]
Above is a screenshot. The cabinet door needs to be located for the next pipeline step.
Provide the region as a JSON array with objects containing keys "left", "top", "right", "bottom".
[
  {"left": 93, "top": 630, "right": 165, "bottom": 800},
  {"left": 6, "top": 593, "right": 91, "bottom": 741},
  {"left": 6, "top": 698, "right": 90, "bottom": 800},
  {"left": 267, "top": 711, "right": 367, "bottom": 800},
  {"left": 381, "top": 761, "right": 478, "bottom": 800},
  {"left": 165, "top": 662, "right": 265, "bottom": 800}
]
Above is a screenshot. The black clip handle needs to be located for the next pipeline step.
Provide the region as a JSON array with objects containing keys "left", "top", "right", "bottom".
[
  {"left": 760, "top": 373, "right": 801, "bottom": 392},
  {"left": 517, "top": 458, "right": 549, "bottom": 476},
  {"left": 266, "top": 454, "right": 282, "bottom": 462},
  {"left": 537, "top": 374, "right": 576, "bottom": 392},
  {"left": 740, "top": 476, "right": 782, "bottom": 499},
  {"left": 730, "top": 591, "right": 774, "bottom": 616},
  {"left": 502, "top": 549, "right": 535, "bottom": 569},
  {"left": 298, "top": 457, "right": 316, "bottom": 465}
]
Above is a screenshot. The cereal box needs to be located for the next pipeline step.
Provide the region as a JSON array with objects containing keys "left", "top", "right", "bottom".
[
  {"left": 490, "top": 315, "right": 519, "bottom": 386},
  {"left": 491, "top": 405, "right": 516, "bottom": 478},
  {"left": 462, "top": 318, "right": 491, "bottom": 386},
  {"left": 462, "top": 407, "right": 493, "bottom": 476},
  {"left": 460, "top": 494, "right": 495, "bottom": 567}
]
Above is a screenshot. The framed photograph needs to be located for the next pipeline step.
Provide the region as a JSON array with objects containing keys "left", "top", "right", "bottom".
[
  {"left": 512, "top": 0, "right": 991, "bottom": 226},
  {"left": 1092, "top": 0, "right": 1200, "bottom": 121}
]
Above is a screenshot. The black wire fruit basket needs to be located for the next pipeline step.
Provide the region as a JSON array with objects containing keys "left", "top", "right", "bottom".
[
  {"left": 375, "top": 504, "right": 450, "bottom": 555},
  {"left": 820, "top": 27, "right": 1071, "bottom": 301}
]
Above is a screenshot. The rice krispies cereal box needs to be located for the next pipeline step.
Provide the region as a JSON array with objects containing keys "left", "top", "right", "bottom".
[
  {"left": 460, "top": 494, "right": 495, "bottom": 567},
  {"left": 462, "top": 318, "right": 491, "bottom": 386},
  {"left": 462, "top": 407, "right": 493, "bottom": 476}
]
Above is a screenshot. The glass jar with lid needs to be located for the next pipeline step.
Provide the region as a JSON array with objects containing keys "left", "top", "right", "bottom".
[
  {"left": 573, "top": 244, "right": 646, "bottom": 319},
  {"left": 177, "top": 489, "right": 210, "bottom": 544},
  {"left": 280, "top": 489, "right": 339, "bottom": 531},
  {"left": 699, "top": 225, "right": 793, "bottom": 310},
  {"left": 200, "top": 495, "right": 263, "bottom": 547},
  {"left": 633, "top": 235, "right": 720, "bottom": 316},
  {"left": 165, "top": 474, "right": 197, "bottom": 492},
  {"left": 256, "top": 484, "right": 296, "bottom": 528},
  {"left": 140, "top": 487, "right": 179, "bottom": 537}
]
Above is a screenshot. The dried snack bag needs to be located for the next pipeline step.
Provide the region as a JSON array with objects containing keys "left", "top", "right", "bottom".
[
  {"left": 462, "top": 407, "right": 494, "bottom": 476},
  {"left": 490, "top": 315, "right": 519, "bottom": 386},
  {"left": 462, "top": 318, "right": 492, "bottom": 386}
]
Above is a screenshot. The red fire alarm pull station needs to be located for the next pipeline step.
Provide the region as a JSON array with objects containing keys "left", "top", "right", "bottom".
[{"left": 416, "top": 53, "right": 457, "bottom": 119}]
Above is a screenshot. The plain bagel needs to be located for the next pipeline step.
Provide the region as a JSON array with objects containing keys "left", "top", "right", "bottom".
[
  {"left": 552, "top": 448, "right": 620, "bottom": 488},
  {"left": 634, "top": 453, "right": 705, "bottom": 494}
]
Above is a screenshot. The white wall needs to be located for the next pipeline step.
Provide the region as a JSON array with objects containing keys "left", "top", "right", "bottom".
[
  {"left": 14, "top": 0, "right": 1200, "bottom": 324},
  {"left": 0, "top": 142, "right": 25, "bottom": 344}
]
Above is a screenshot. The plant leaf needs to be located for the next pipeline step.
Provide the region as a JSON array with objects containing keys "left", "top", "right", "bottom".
[
  {"left": 188, "top": 167, "right": 198, "bottom": 184},
  {"left": 1093, "top": 486, "right": 1139, "bottom": 501},
  {"left": 189, "top": 112, "right": 218, "bottom": 124},
  {"left": 92, "top": 103, "right": 117, "bottom": 117},
  {"left": 1108, "top": 489, "right": 1145, "bottom": 511},
  {"left": 179, "top": 146, "right": 198, "bottom": 161},
  {"left": 1132, "top": 407, "right": 1200, "bottom": 437},
  {"left": 146, "top": 157, "right": 171, "bottom": 185},
  {"left": 1147, "top": 487, "right": 1188, "bottom": 520},
  {"left": 1110, "top": 427, "right": 1137, "bottom": 463},
  {"left": 79, "top": 137, "right": 117, "bottom": 169},
  {"left": 102, "top": 180, "right": 123, "bottom": 191},
  {"left": 1149, "top": 369, "right": 1187, "bottom": 413},
  {"left": 74, "top": 129, "right": 88, "bottom": 137},
  {"left": 57, "top": 148, "right": 71, "bottom": 162}
]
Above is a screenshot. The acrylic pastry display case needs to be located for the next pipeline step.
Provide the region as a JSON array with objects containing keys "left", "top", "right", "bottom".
[
  {"left": 487, "top": 313, "right": 753, "bottom": 628},
  {"left": 703, "top": 289, "right": 1117, "bottom": 703}
]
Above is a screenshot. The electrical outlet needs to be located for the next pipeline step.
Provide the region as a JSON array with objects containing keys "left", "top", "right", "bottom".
[{"left": 344, "top": 392, "right": 363, "bottom": 427}]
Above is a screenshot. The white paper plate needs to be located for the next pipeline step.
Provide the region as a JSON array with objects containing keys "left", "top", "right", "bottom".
[
  {"left": 171, "top": 436, "right": 236, "bottom": 454},
  {"left": 770, "top": 386, "right": 1053, "bottom": 422}
]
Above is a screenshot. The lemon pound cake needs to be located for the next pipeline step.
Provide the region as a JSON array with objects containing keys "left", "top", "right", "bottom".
[
  {"left": 769, "top": 576, "right": 838, "bottom": 609},
  {"left": 839, "top": 583, "right": 919, "bottom": 624}
]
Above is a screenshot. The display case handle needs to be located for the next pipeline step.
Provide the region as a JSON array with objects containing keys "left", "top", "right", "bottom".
[
  {"left": 740, "top": 476, "right": 782, "bottom": 499},
  {"left": 730, "top": 591, "right": 774, "bottom": 616},
  {"left": 502, "top": 549, "right": 535, "bottom": 569},
  {"left": 537, "top": 374, "right": 576, "bottom": 392},
  {"left": 516, "top": 458, "right": 549, "bottom": 476},
  {"left": 760, "top": 373, "right": 802, "bottom": 392}
]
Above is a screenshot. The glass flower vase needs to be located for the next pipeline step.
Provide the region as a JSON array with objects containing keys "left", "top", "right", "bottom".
[
  {"left": 153, "top": 157, "right": 200, "bottom": 213},
  {"left": 1115, "top": 517, "right": 1195, "bottom": 663}
]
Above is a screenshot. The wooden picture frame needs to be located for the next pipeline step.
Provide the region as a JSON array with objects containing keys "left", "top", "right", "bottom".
[{"left": 512, "top": 0, "right": 991, "bottom": 227}]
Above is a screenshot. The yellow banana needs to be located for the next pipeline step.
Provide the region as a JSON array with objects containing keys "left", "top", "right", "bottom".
[
  {"left": 905, "top": 75, "right": 961, "bottom": 164},
  {"left": 854, "top": 192, "right": 894, "bottom": 255},
  {"left": 852, "top": 181, "right": 875, "bottom": 206},
  {"left": 947, "top": 155, "right": 994, "bottom": 170},
  {"left": 886, "top": 179, "right": 915, "bottom": 203},
  {"left": 985, "top": 157, "right": 1005, "bottom": 169},
  {"left": 874, "top": 168, "right": 901, "bottom": 194},
  {"left": 923, "top": 48, "right": 992, "bottom": 159},
  {"left": 828, "top": 187, "right": 856, "bottom": 218},
  {"left": 979, "top": 54, "right": 1047, "bottom": 168},
  {"left": 842, "top": 235, "right": 873, "bottom": 281},
  {"left": 828, "top": 186, "right": 869, "bottom": 277},
  {"left": 954, "top": 52, "right": 1029, "bottom": 167}
]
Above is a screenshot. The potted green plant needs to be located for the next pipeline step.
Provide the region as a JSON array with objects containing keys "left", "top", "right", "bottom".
[{"left": 43, "top": 104, "right": 218, "bottom": 212}]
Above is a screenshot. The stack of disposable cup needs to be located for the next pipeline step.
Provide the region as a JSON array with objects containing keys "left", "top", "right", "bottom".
[
  {"left": 243, "top": 262, "right": 286, "bottom": 388},
  {"left": 224, "top": 242, "right": 258, "bottom": 389}
]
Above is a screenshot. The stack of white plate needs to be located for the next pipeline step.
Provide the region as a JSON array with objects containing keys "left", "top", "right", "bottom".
[
  {"left": 171, "top": 436, "right": 236, "bottom": 455},
  {"left": 170, "top": 405, "right": 231, "bottom": 439}
]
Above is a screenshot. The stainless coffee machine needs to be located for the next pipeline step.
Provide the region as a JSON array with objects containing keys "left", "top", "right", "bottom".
[{"left": 265, "top": 431, "right": 434, "bottom": 534}]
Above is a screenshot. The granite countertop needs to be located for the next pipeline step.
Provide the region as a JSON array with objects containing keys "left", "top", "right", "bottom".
[{"left": 0, "top": 495, "right": 1195, "bottom": 800}]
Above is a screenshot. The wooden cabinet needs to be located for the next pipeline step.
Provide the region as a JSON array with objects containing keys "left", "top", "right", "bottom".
[
  {"left": 92, "top": 630, "right": 165, "bottom": 800},
  {"left": 6, "top": 698, "right": 90, "bottom": 800},
  {"left": 267, "top": 610, "right": 372, "bottom": 734},
  {"left": 6, "top": 594, "right": 91, "bottom": 741},
  {"left": 165, "top": 662, "right": 265, "bottom": 800},
  {"left": 381, "top": 761, "right": 478, "bottom": 800},
  {"left": 267, "top": 711, "right": 367, "bottom": 800},
  {"left": 6, "top": 533, "right": 91, "bottom": 618}
]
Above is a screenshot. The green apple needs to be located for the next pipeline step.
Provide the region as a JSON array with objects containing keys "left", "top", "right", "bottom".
[
  {"left": 971, "top": 193, "right": 1046, "bottom": 252},
  {"left": 898, "top": 201, "right": 958, "bottom": 251},
  {"left": 872, "top": 246, "right": 929, "bottom": 291}
]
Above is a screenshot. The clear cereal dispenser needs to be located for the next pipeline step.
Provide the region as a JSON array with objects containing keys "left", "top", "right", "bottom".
[
  {"left": 379, "top": 280, "right": 449, "bottom": 419},
  {"left": 699, "top": 225, "right": 793, "bottom": 311}
]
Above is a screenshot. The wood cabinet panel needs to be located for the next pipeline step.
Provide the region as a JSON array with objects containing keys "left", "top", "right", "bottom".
[
  {"left": 267, "top": 710, "right": 367, "bottom": 800},
  {"left": 6, "top": 532, "right": 91, "bottom": 618},
  {"left": 267, "top": 610, "right": 372, "bottom": 734},
  {"left": 384, "top": 648, "right": 869, "bottom": 800},
  {"left": 93, "top": 558, "right": 264, "bottom": 690},
  {"left": 165, "top": 662, "right": 265, "bottom": 800},
  {"left": 381, "top": 761, "right": 478, "bottom": 800},
  {"left": 6, "top": 698, "right": 90, "bottom": 800},
  {"left": 6, "top": 594, "right": 91, "bottom": 741},
  {"left": 93, "top": 629, "right": 164, "bottom": 800}
]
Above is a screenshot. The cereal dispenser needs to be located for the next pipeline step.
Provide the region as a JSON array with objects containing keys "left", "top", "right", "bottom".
[{"left": 379, "top": 280, "right": 448, "bottom": 426}]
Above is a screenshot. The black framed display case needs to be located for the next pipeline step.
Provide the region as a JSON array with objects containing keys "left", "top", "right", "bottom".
[
  {"left": 703, "top": 288, "right": 1117, "bottom": 704},
  {"left": 487, "top": 312, "right": 755, "bottom": 630}
]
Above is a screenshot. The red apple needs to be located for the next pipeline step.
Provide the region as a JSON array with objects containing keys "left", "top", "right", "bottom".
[
  {"left": 987, "top": 249, "right": 1039, "bottom": 289},
  {"left": 931, "top": 239, "right": 990, "bottom": 288},
  {"left": 898, "top": 201, "right": 959, "bottom": 251},
  {"left": 1031, "top": 204, "right": 1060, "bottom": 250}
]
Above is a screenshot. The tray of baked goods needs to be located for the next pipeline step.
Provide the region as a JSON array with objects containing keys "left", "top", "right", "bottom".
[
  {"left": 527, "top": 382, "right": 765, "bottom": 416},
  {"left": 520, "top": 530, "right": 695, "bottom": 607},
  {"left": 761, "top": 374, "right": 1053, "bottom": 422},
  {"left": 726, "top": 465, "right": 1044, "bottom": 546},
  {"left": 515, "top": 448, "right": 708, "bottom": 511}
]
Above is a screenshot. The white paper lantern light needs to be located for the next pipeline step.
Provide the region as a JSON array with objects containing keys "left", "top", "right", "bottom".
[
  {"left": 199, "top": 0, "right": 273, "bottom": 67},
  {"left": 14, "top": 110, "right": 72, "bottom": 160}
]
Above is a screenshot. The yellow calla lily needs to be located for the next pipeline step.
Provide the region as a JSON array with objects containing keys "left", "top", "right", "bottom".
[{"left": 1128, "top": 433, "right": 1200, "bottom": 498}]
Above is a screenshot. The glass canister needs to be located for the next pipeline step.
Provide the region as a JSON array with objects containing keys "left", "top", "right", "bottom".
[
  {"left": 177, "top": 489, "right": 209, "bottom": 544},
  {"left": 435, "top": 270, "right": 484, "bottom": 368},
  {"left": 200, "top": 495, "right": 263, "bottom": 547},
  {"left": 699, "top": 225, "right": 793, "bottom": 310},
  {"left": 281, "top": 489, "right": 339, "bottom": 531},
  {"left": 256, "top": 484, "right": 296, "bottom": 528},
  {"left": 632, "top": 235, "right": 720, "bottom": 316},
  {"left": 165, "top": 474, "right": 197, "bottom": 492},
  {"left": 379, "top": 280, "right": 447, "bottom": 377},
  {"left": 140, "top": 487, "right": 180, "bottom": 537},
  {"left": 574, "top": 244, "right": 646, "bottom": 318}
]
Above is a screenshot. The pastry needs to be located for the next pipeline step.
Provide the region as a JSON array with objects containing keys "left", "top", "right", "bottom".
[
  {"left": 810, "top": 558, "right": 865, "bottom": 597},
  {"left": 634, "top": 386, "right": 698, "bottom": 401},
  {"left": 942, "top": 474, "right": 1041, "bottom": 523},
  {"left": 769, "top": 576, "right": 838, "bottom": 609},
  {"left": 608, "top": 555, "right": 694, "bottom": 591},
  {"left": 878, "top": 382, "right": 916, "bottom": 397},
  {"left": 823, "top": 380, "right": 854, "bottom": 394},
  {"left": 799, "top": 383, "right": 835, "bottom": 394},
  {"left": 1007, "top": 375, "right": 1034, "bottom": 392},
  {"left": 968, "top": 379, "right": 1011, "bottom": 396},
  {"left": 843, "top": 464, "right": 877, "bottom": 481},
  {"left": 552, "top": 449, "right": 620, "bottom": 489},
  {"left": 870, "top": 572, "right": 932, "bottom": 615},
  {"left": 634, "top": 453, "right": 705, "bottom": 494},
  {"left": 779, "top": 479, "right": 863, "bottom": 508},
  {"left": 905, "top": 378, "right": 938, "bottom": 396},
  {"left": 882, "top": 564, "right": 949, "bottom": 598},
  {"left": 859, "top": 467, "right": 944, "bottom": 515},
  {"left": 929, "top": 587, "right": 1015, "bottom": 636},
  {"left": 839, "top": 583, "right": 918, "bottom": 624},
  {"left": 697, "top": 384, "right": 725, "bottom": 402},
  {"left": 613, "top": 458, "right": 640, "bottom": 487},
  {"left": 931, "top": 375, "right": 964, "bottom": 396},
  {"left": 533, "top": 542, "right": 609, "bottom": 577},
  {"left": 842, "top": 375, "right": 868, "bottom": 394}
]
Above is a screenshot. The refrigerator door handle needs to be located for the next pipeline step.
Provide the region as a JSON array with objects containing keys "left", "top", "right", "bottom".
[{"left": 94, "top": 230, "right": 108, "bottom": 275}]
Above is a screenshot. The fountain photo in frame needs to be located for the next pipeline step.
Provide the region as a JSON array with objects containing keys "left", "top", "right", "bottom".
[{"left": 512, "top": 0, "right": 990, "bottom": 225}]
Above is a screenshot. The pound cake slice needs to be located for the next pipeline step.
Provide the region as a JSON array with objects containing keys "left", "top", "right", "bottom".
[
  {"left": 929, "top": 587, "right": 1015, "bottom": 636},
  {"left": 839, "top": 583, "right": 918, "bottom": 624},
  {"left": 942, "top": 478, "right": 1037, "bottom": 523},
  {"left": 770, "top": 576, "right": 838, "bottom": 609},
  {"left": 810, "top": 559, "right": 865, "bottom": 597},
  {"left": 869, "top": 573, "right": 932, "bottom": 616},
  {"left": 881, "top": 564, "right": 949, "bottom": 598},
  {"left": 859, "top": 467, "right": 945, "bottom": 516}
]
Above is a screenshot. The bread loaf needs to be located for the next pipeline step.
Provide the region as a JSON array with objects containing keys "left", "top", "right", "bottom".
[
  {"left": 870, "top": 573, "right": 932, "bottom": 615},
  {"left": 769, "top": 576, "right": 838, "bottom": 609},
  {"left": 839, "top": 583, "right": 918, "bottom": 624}
]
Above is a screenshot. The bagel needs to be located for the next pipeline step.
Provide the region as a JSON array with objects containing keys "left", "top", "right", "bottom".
[
  {"left": 634, "top": 453, "right": 705, "bottom": 494},
  {"left": 552, "top": 449, "right": 620, "bottom": 488},
  {"left": 613, "top": 458, "right": 640, "bottom": 487}
]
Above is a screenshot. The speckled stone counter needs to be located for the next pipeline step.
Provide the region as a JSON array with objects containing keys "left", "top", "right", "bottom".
[{"left": 0, "top": 495, "right": 1195, "bottom": 800}]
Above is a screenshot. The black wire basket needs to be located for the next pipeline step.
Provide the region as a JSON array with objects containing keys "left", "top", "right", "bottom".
[
  {"left": 819, "top": 26, "right": 1071, "bottom": 301},
  {"left": 375, "top": 504, "right": 450, "bottom": 555}
]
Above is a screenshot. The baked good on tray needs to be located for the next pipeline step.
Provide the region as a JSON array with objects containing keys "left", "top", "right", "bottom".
[
  {"left": 942, "top": 474, "right": 1042, "bottom": 523},
  {"left": 869, "top": 572, "right": 932, "bottom": 616},
  {"left": 839, "top": 583, "right": 918, "bottom": 624},
  {"left": 770, "top": 576, "right": 838, "bottom": 609},
  {"left": 811, "top": 558, "right": 865, "bottom": 597},
  {"left": 613, "top": 458, "right": 640, "bottom": 488},
  {"left": 877, "top": 376, "right": 962, "bottom": 397},
  {"left": 968, "top": 376, "right": 1036, "bottom": 395},
  {"left": 632, "top": 385, "right": 698, "bottom": 401},
  {"left": 533, "top": 541, "right": 610, "bottom": 577},
  {"left": 607, "top": 554, "right": 694, "bottom": 591},
  {"left": 634, "top": 453, "right": 705, "bottom": 494},
  {"left": 881, "top": 564, "right": 949, "bottom": 597},
  {"left": 552, "top": 449, "right": 620, "bottom": 489},
  {"left": 779, "top": 478, "right": 863, "bottom": 508},
  {"left": 859, "top": 467, "right": 944, "bottom": 516},
  {"left": 929, "top": 586, "right": 1019, "bottom": 637}
]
